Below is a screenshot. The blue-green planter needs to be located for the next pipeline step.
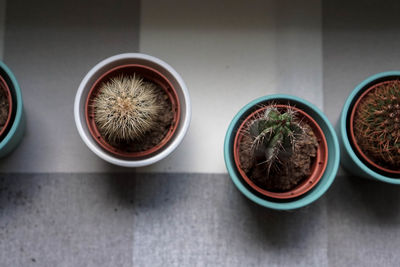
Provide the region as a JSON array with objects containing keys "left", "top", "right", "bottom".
[
  {"left": 0, "top": 61, "right": 25, "bottom": 157},
  {"left": 339, "top": 71, "right": 400, "bottom": 184},
  {"left": 224, "top": 94, "right": 340, "bottom": 210}
]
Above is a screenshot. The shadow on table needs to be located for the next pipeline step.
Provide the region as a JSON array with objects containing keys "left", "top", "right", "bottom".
[
  {"left": 105, "top": 171, "right": 191, "bottom": 211},
  {"left": 105, "top": 172, "right": 136, "bottom": 206},
  {"left": 0, "top": 174, "right": 41, "bottom": 219},
  {"left": 226, "top": 177, "right": 326, "bottom": 249},
  {"left": 107, "top": 171, "right": 326, "bottom": 249},
  {"left": 326, "top": 169, "right": 400, "bottom": 225}
]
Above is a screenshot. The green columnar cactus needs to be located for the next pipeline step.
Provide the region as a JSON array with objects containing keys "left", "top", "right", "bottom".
[
  {"left": 249, "top": 105, "right": 304, "bottom": 173},
  {"left": 354, "top": 80, "right": 400, "bottom": 169},
  {"left": 94, "top": 74, "right": 161, "bottom": 143}
]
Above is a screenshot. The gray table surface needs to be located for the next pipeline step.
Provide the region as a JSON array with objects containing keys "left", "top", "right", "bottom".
[{"left": 1, "top": 0, "right": 400, "bottom": 266}]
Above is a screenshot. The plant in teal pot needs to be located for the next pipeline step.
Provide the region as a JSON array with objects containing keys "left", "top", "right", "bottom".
[
  {"left": 0, "top": 61, "right": 25, "bottom": 157},
  {"left": 224, "top": 94, "right": 340, "bottom": 210},
  {"left": 339, "top": 71, "right": 400, "bottom": 184}
]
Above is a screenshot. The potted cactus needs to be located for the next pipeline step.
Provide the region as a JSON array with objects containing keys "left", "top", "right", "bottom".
[
  {"left": 0, "top": 61, "right": 25, "bottom": 157},
  {"left": 235, "top": 104, "right": 328, "bottom": 199},
  {"left": 74, "top": 53, "right": 191, "bottom": 167},
  {"left": 224, "top": 94, "right": 340, "bottom": 210},
  {"left": 339, "top": 71, "right": 400, "bottom": 183}
]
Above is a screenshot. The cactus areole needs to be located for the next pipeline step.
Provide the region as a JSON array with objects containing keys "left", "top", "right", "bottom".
[
  {"left": 233, "top": 104, "right": 328, "bottom": 199},
  {"left": 85, "top": 64, "right": 181, "bottom": 158},
  {"left": 350, "top": 79, "right": 400, "bottom": 175}
]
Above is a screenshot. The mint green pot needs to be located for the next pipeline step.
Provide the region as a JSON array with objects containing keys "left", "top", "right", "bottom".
[
  {"left": 339, "top": 71, "right": 400, "bottom": 184},
  {"left": 0, "top": 61, "right": 25, "bottom": 157},
  {"left": 224, "top": 94, "right": 340, "bottom": 210}
]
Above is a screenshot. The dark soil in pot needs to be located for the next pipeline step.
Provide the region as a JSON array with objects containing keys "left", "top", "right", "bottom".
[
  {"left": 0, "top": 88, "right": 9, "bottom": 131},
  {"left": 239, "top": 120, "right": 318, "bottom": 192},
  {"left": 0, "top": 74, "right": 12, "bottom": 140}
]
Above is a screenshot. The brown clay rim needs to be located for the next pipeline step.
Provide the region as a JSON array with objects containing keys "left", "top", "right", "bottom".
[
  {"left": 0, "top": 74, "right": 13, "bottom": 139},
  {"left": 349, "top": 80, "right": 400, "bottom": 175},
  {"left": 85, "top": 64, "right": 181, "bottom": 158},
  {"left": 233, "top": 104, "right": 328, "bottom": 199}
]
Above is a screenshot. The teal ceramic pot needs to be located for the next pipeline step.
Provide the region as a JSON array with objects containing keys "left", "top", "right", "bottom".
[
  {"left": 224, "top": 94, "right": 340, "bottom": 210},
  {"left": 339, "top": 71, "right": 400, "bottom": 184},
  {"left": 0, "top": 61, "right": 25, "bottom": 157}
]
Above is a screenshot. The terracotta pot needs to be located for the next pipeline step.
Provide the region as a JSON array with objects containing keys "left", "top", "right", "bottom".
[
  {"left": 233, "top": 104, "right": 328, "bottom": 199},
  {"left": 349, "top": 80, "right": 400, "bottom": 175},
  {"left": 85, "top": 64, "right": 181, "bottom": 158},
  {"left": 0, "top": 74, "right": 13, "bottom": 140}
]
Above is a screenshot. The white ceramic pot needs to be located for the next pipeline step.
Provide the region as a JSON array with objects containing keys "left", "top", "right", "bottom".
[{"left": 74, "top": 53, "right": 191, "bottom": 167}]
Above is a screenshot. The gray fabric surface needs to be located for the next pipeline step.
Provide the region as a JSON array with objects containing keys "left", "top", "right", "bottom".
[
  {"left": 327, "top": 175, "right": 400, "bottom": 267},
  {"left": 1, "top": 173, "right": 400, "bottom": 267},
  {"left": 0, "top": 173, "right": 134, "bottom": 267}
]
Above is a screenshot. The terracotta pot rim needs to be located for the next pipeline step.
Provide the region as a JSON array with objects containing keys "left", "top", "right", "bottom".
[
  {"left": 0, "top": 74, "right": 13, "bottom": 139},
  {"left": 349, "top": 79, "right": 400, "bottom": 175},
  {"left": 85, "top": 63, "right": 181, "bottom": 159},
  {"left": 233, "top": 104, "right": 328, "bottom": 200}
]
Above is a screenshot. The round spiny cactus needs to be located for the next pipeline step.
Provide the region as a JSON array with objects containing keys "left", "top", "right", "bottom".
[
  {"left": 354, "top": 80, "right": 400, "bottom": 169},
  {"left": 94, "top": 74, "right": 161, "bottom": 143},
  {"left": 247, "top": 105, "right": 304, "bottom": 174}
]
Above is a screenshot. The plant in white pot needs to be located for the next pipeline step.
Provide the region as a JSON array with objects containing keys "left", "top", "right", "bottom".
[{"left": 74, "top": 53, "right": 191, "bottom": 167}]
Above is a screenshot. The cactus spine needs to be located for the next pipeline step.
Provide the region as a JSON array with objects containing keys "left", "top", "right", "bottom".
[
  {"left": 248, "top": 105, "right": 304, "bottom": 173},
  {"left": 94, "top": 74, "right": 161, "bottom": 143},
  {"left": 354, "top": 80, "right": 400, "bottom": 169}
]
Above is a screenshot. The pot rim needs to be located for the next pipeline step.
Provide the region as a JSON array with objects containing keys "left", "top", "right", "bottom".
[
  {"left": 349, "top": 80, "right": 400, "bottom": 175},
  {"left": 85, "top": 63, "right": 181, "bottom": 158},
  {"left": 233, "top": 104, "right": 328, "bottom": 199}
]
